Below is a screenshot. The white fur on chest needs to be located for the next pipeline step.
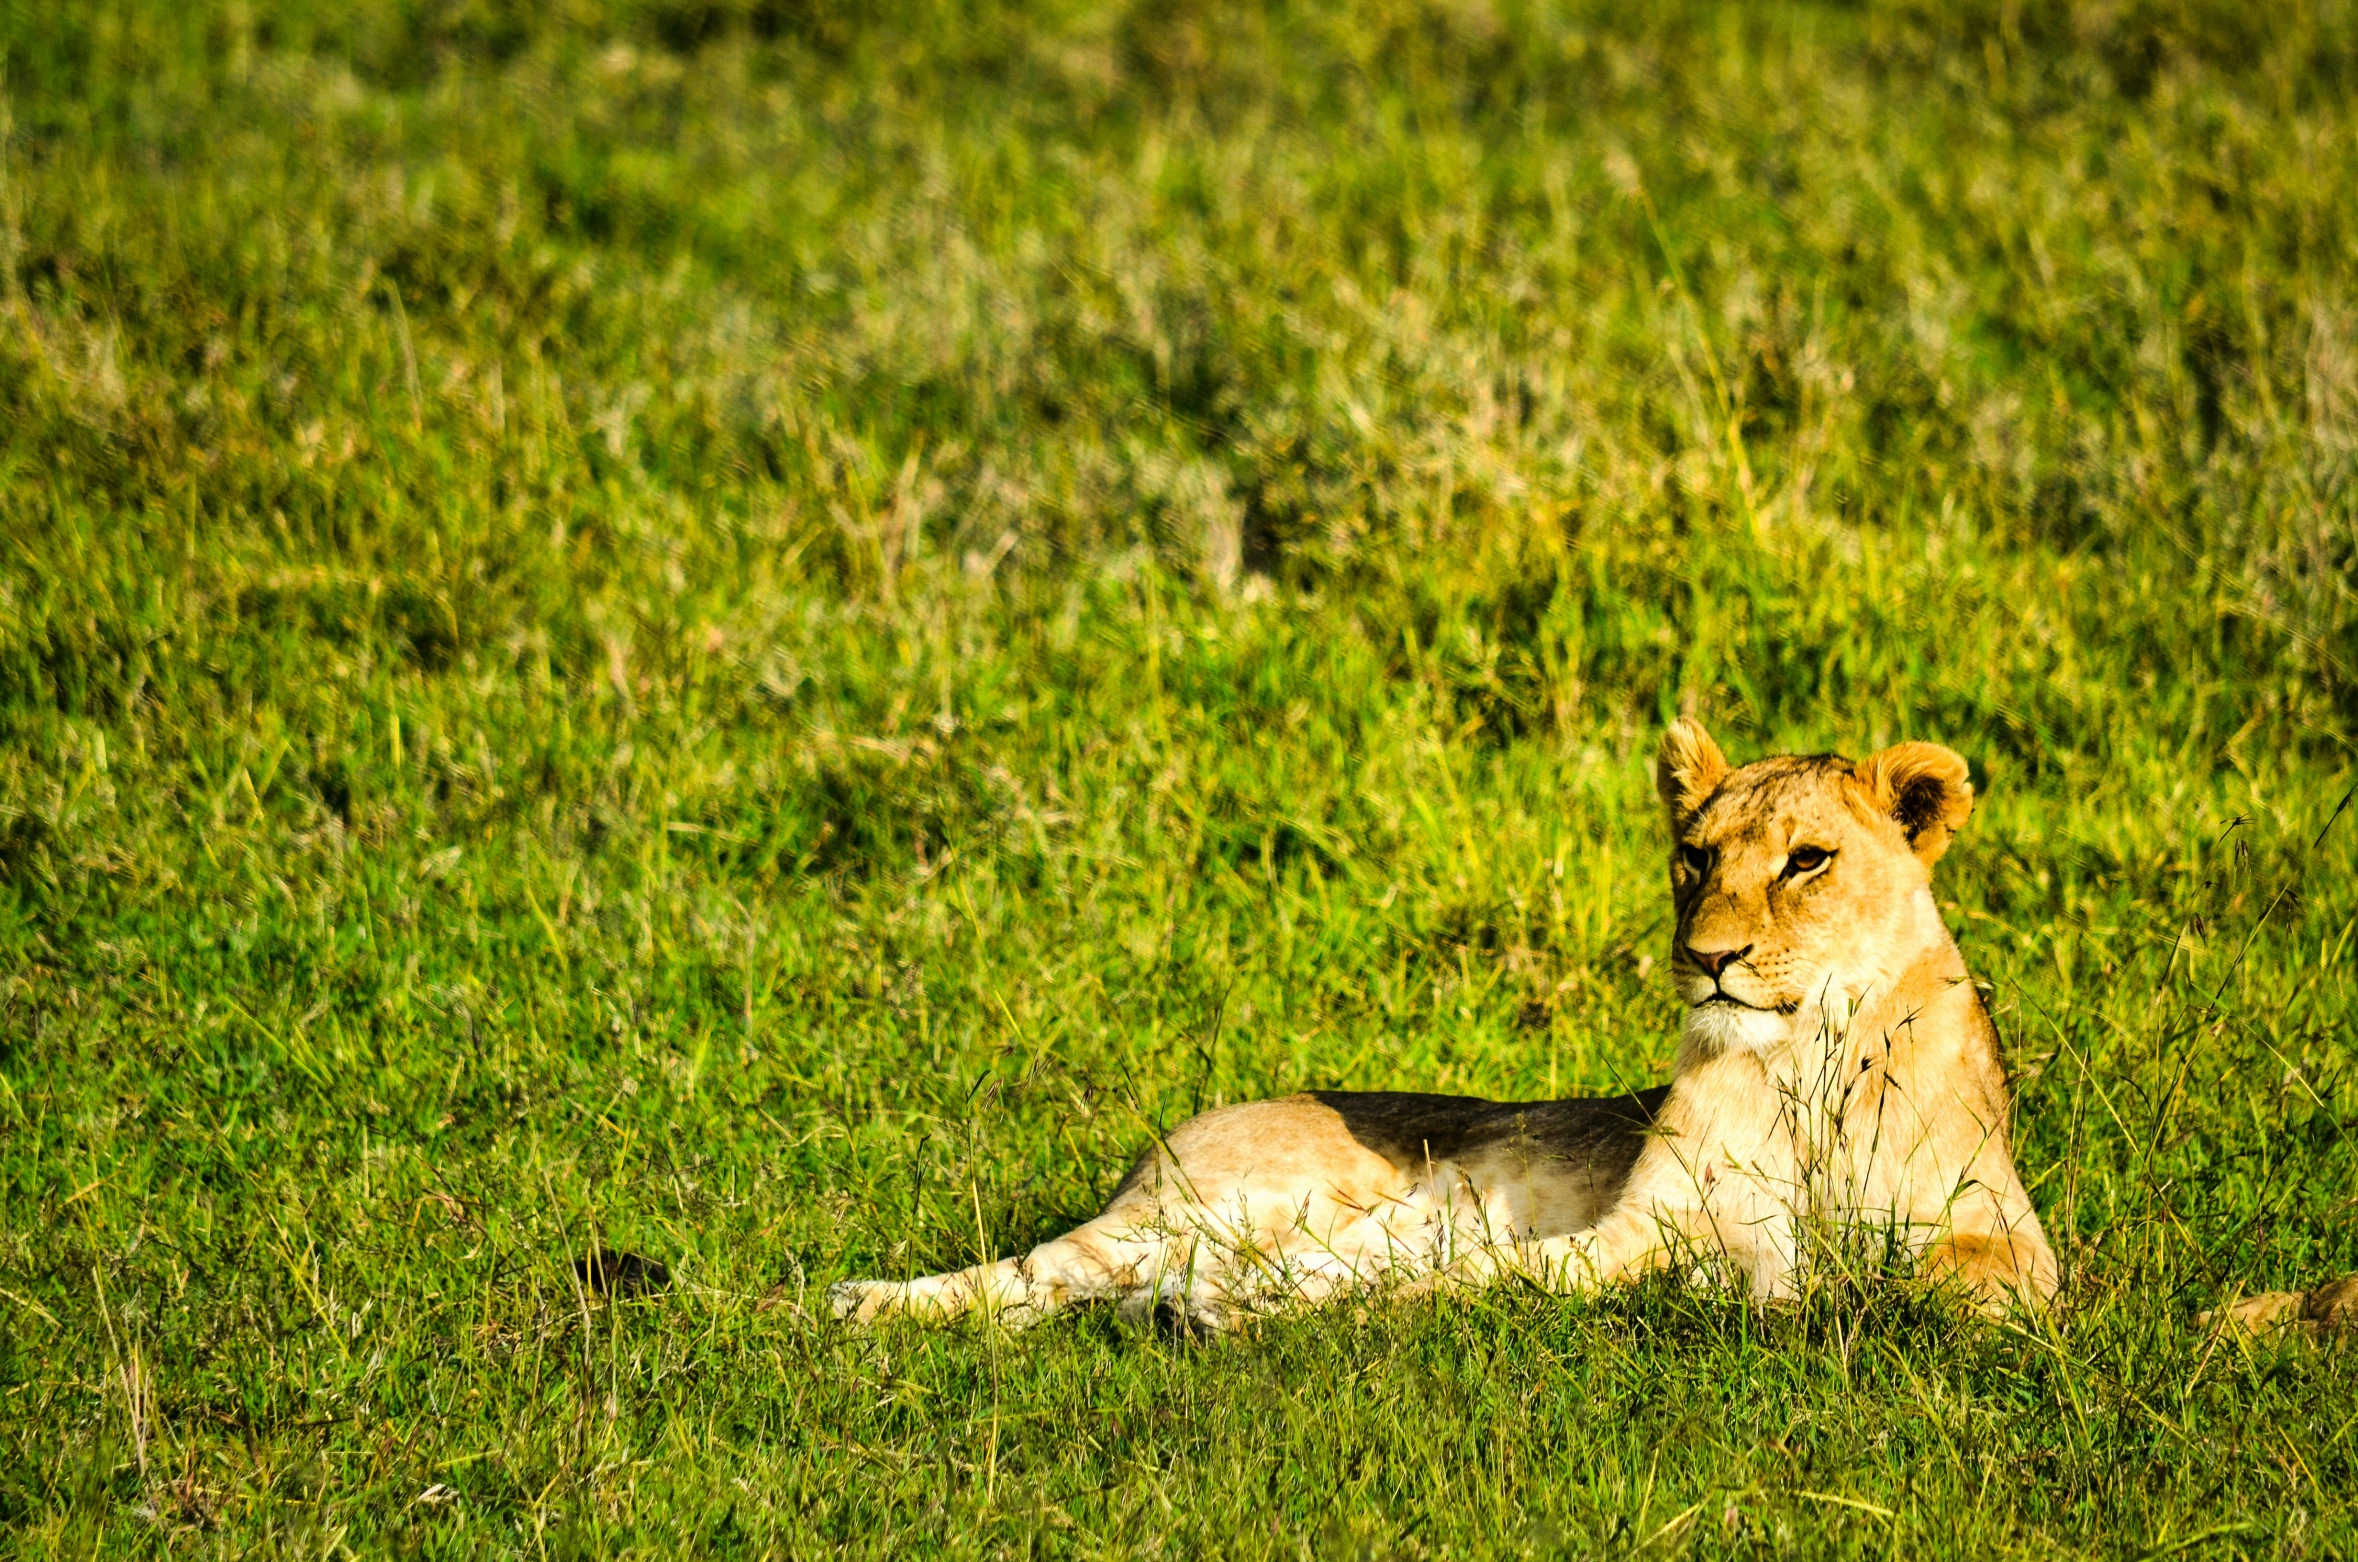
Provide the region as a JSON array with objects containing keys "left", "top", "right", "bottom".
[{"left": 1681, "top": 1001, "right": 1797, "bottom": 1057}]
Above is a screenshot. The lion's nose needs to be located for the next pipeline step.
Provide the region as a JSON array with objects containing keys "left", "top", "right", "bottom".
[{"left": 1688, "top": 944, "right": 1751, "bottom": 979}]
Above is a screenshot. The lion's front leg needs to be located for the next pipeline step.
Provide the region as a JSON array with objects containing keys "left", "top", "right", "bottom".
[
  {"left": 1918, "top": 1225, "right": 2058, "bottom": 1315},
  {"left": 1576, "top": 1199, "right": 1800, "bottom": 1297}
]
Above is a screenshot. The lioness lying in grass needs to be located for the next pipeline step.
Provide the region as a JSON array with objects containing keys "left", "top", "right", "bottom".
[{"left": 833, "top": 721, "right": 2057, "bottom": 1330}]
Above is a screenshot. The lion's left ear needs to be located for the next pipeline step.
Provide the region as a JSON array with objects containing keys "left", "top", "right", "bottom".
[
  {"left": 1656, "top": 718, "right": 1730, "bottom": 828},
  {"left": 1852, "top": 743, "right": 1974, "bottom": 864}
]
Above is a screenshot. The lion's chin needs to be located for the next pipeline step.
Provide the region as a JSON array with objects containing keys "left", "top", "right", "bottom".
[{"left": 1682, "top": 998, "right": 1795, "bottom": 1054}]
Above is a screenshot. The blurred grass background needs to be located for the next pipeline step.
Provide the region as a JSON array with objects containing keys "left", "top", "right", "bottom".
[{"left": 2, "top": 0, "right": 2356, "bottom": 1554}]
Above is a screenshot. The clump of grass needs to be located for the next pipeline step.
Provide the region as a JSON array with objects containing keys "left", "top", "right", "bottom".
[{"left": 1, "top": 0, "right": 2354, "bottom": 1554}]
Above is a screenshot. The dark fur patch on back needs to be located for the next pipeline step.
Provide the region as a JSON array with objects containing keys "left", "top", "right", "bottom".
[{"left": 1306, "top": 1085, "right": 1669, "bottom": 1176}]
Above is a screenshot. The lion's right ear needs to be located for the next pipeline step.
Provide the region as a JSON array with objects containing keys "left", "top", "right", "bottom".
[
  {"left": 1655, "top": 718, "right": 1729, "bottom": 827},
  {"left": 1852, "top": 742, "right": 1973, "bottom": 864}
]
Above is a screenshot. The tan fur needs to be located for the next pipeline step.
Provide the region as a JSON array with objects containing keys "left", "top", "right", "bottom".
[
  {"left": 830, "top": 722, "right": 2058, "bottom": 1329},
  {"left": 1656, "top": 718, "right": 1730, "bottom": 822},
  {"left": 2202, "top": 1273, "right": 2358, "bottom": 1341}
]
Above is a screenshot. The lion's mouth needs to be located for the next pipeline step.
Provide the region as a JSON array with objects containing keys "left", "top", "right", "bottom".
[{"left": 1694, "top": 992, "right": 1802, "bottom": 1016}]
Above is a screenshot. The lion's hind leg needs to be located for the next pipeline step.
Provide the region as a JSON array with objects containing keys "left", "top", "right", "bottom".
[
  {"left": 1108, "top": 1205, "right": 1409, "bottom": 1335},
  {"left": 829, "top": 1213, "right": 1170, "bottom": 1329}
]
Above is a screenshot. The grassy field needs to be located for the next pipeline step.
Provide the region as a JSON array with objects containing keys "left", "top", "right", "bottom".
[{"left": 4, "top": 0, "right": 2358, "bottom": 1554}]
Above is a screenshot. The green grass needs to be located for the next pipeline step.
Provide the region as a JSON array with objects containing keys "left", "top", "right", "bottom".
[{"left": 3, "top": 0, "right": 2357, "bottom": 1554}]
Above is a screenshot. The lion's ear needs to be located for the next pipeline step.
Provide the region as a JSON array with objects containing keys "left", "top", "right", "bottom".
[
  {"left": 1853, "top": 742, "right": 1974, "bottom": 864},
  {"left": 1656, "top": 718, "right": 1730, "bottom": 827}
]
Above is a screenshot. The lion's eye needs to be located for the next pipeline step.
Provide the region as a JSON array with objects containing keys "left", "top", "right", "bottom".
[
  {"left": 1784, "top": 846, "right": 1831, "bottom": 876},
  {"left": 1678, "top": 844, "right": 1711, "bottom": 877}
]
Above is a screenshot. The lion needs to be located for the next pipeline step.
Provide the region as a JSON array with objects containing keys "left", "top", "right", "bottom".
[{"left": 829, "top": 720, "right": 2058, "bottom": 1330}]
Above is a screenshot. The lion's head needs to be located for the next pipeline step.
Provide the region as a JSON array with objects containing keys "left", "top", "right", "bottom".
[{"left": 1653, "top": 719, "right": 1974, "bottom": 1048}]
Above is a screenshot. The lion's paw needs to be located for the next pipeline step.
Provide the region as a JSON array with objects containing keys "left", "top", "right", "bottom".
[{"left": 828, "top": 1279, "right": 898, "bottom": 1324}]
